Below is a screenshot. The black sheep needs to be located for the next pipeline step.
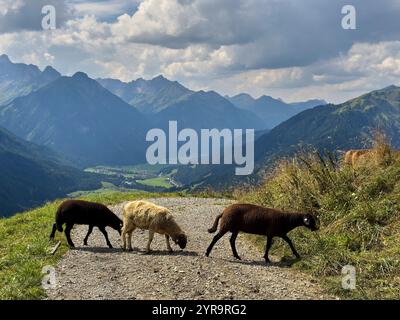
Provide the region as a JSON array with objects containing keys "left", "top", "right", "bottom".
[
  {"left": 49, "top": 200, "right": 122, "bottom": 248},
  {"left": 206, "top": 203, "right": 319, "bottom": 263}
]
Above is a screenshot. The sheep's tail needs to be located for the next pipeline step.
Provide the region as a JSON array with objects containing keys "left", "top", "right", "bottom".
[
  {"left": 50, "top": 206, "right": 64, "bottom": 240},
  {"left": 208, "top": 213, "right": 223, "bottom": 233},
  {"left": 55, "top": 206, "right": 64, "bottom": 232}
]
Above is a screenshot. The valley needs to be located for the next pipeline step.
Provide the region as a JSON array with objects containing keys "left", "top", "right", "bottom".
[{"left": 80, "top": 164, "right": 179, "bottom": 194}]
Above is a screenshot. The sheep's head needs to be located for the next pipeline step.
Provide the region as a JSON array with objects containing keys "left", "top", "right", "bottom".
[
  {"left": 174, "top": 234, "right": 187, "bottom": 249},
  {"left": 303, "top": 214, "right": 319, "bottom": 231},
  {"left": 111, "top": 218, "right": 123, "bottom": 235}
]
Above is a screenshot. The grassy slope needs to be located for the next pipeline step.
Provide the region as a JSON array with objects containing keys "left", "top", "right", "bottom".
[
  {"left": 237, "top": 147, "right": 400, "bottom": 299},
  {"left": 0, "top": 191, "right": 184, "bottom": 300}
]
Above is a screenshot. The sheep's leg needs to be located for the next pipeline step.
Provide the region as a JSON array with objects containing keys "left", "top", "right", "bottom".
[
  {"left": 83, "top": 225, "right": 94, "bottom": 246},
  {"left": 229, "top": 231, "right": 241, "bottom": 260},
  {"left": 99, "top": 226, "right": 113, "bottom": 248},
  {"left": 165, "top": 235, "right": 173, "bottom": 252},
  {"left": 205, "top": 231, "right": 226, "bottom": 257},
  {"left": 282, "top": 235, "right": 300, "bottom": 259},
  {"left": 121, "top": 226, "right": 127, "bottom": 250},
  {"left": 146, "top": 230, "right": 155, "bottom": 253},
  {"left": 65, "top": 223, "right": 75, "bottom": 248},
  {"left": 49, "top": 223, "right": 57, "bottom": 240},
  {"left": 121, "top": 224, "right": 134, "bottom": 250},
  {"left": 127, "top": 230, "right": 135, "bottom": 251},
  {"left": 264, "top": 236, "right": 273, "bottom": 263}
]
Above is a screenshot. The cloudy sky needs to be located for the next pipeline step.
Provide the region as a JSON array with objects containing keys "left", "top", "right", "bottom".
[{"left": 1, "top": 0, "right": 400, "bottom": 103}]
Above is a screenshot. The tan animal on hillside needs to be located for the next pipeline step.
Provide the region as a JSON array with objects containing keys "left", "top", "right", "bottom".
[
  {"left": 121, "top": 200, "right": 187, "bottom": 253},
  {"left": 344, "top": 149, "right": 372, "bottom": 168},
  {"left": 344, "top": 148, "right": 399, "bottom": 168}
]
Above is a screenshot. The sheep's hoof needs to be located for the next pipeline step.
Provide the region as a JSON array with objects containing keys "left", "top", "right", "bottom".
[
  {"left": 234, "top": 256, "right": 242, "bottom": 260},
  {"left": 127, "top": 248, "right": 133, "bottom": 252},
  {"left": 264, "top": 258, "right": 271, "bottom": 264},
  {"left": 83, "top": 242, "right": 88, "bottom": 246}
]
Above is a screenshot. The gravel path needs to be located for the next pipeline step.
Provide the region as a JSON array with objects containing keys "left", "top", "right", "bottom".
[{"left": 46, "top": 197, "right": 333, "bottom": 300}]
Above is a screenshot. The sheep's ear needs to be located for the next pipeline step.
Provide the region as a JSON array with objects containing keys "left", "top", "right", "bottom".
[{"left": 303, "top": 216, "right": 310, "bottom": 226}]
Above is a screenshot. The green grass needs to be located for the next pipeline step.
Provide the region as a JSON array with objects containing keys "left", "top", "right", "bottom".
[
  {"left": 237, "top": 148, "right": 400, "bottom": 299},
  {"left": 0, "top": 191, "right": 184, "bottom": 300},
  {"left": 136, "top": 177, "right": 173, "bottom": 189}
]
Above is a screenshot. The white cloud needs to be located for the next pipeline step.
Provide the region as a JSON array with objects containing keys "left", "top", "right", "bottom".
[
  {"left": 0, "top": 0, "right": 24, "bottom": 15},
  {"left": 44, "top": 52, "right": 55, "bottom": 64},
  {"left": 111, "top": 0, "right": 263, "bottom": 48},
  {"left": 0, "top": 0, "right": 73, "bottom": 33}
]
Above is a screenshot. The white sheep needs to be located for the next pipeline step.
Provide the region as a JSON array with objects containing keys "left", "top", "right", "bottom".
[{"left": 121, "top": 200, "right": 187, "bottom": 253}]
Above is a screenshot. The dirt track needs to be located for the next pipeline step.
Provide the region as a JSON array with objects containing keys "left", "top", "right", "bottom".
[{"left": 46, "top": 197, "right": 333, "bottom": 300}]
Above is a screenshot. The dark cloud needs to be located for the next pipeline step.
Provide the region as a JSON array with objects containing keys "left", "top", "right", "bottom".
[
  {"left": 120, "top": 0, "right": 400, "bottom": 70},
  {"left": 0, "top": 0, "right": 74, "bottom": 33}
]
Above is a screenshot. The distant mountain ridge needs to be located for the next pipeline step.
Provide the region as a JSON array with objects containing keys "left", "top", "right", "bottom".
[
  {"left": 99, "top": 76, "right": 265, "bottom": 130},
  {"left": 227, "top": 93, "right": 326, "bottom": 129},
  {"left": 100, "top": 76, "right": 326, "bottom": 131},
  {"left": 0, "top": 71, "right": 152, "bottom": 166},
  {"left": 172, "top": 85, "right": 400, "bottom": 189},
  {"left": 154, "top": 90, "right": 265, "bottom": 131},
  {"left": 0, "top": 54, "right": 61, "bottom": 106},
  {"left": 255, "top": 84, "right": 400, "bottom": 165},
  {"left": 97, "top": 75, "right": 193, "bottom": 114},
  {"left": 290, "top": 99, "right": 327, "bottom": 110}
]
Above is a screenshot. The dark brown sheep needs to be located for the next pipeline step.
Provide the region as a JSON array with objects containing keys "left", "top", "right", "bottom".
[
  {"left": 205, "top": 203, "right": 319, "bottom": 263},
  {"left": 49, "top": 200, "right": 122, "bottom": 248}
]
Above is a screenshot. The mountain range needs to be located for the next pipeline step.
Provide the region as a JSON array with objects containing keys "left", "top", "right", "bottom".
[
  {"left": 99, "top": 76, "right": 324, "bottom": 131},
  {"left": 1, "top": 55, "right": 298, "bottom": 170},
  {"left": 97, "top": 76, "right": 193, "bottom": 114},
  {"left": 255, "top": 85, "right": 400, "bottom": 164},
  {"left": 99, "top": 76, "right": 265, "bottom": 131},
  {"left": 170, "top": 85, "right": 400, "bottom": 189},
  {"left": 1, "top": 53, "right": 399, "bottom": 213},
  {"left": 0, "top": 71, "right": 150, "bottom": 166},
  {"left": 227, "top": 93, "right": 326, "bottom": 129},
  {"left": 0, "top": 54, "right": 60, "bottom": 106}
]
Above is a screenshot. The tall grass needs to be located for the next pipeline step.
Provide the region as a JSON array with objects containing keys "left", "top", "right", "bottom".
[{"left": 237, "top": 140, "right": 400, "bottom": 299}]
